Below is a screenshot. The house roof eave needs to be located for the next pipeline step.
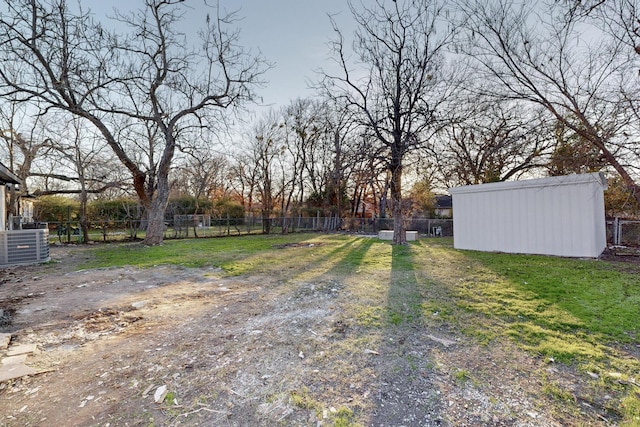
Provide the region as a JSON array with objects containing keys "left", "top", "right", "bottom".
[{"left": 0, "top": 162, "right": 21, "bottom": 185}]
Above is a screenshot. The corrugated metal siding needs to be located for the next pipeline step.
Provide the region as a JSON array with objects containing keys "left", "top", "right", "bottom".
[
  {"left": 449, "top": 173, "right": 607, "bottom": 258},
  {"left": 0, "top": 229, "right": 50, "bottom": 266}
]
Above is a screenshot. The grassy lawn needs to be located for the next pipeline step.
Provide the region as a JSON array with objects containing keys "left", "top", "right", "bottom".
[
  {"left": 86, "top": 233, "right": 313, "bottom": 271},
  {"left": 82, "top": 233, "right": 640, "bottom": 425}
]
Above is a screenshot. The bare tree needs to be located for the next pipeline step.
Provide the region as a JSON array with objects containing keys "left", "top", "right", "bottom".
[
  {"left": 458, "top": 0, "right": 640, "bottom": 205},
  {"left": 281, "top": 99, "right": 324, "bottom": 217},
  {"left": 435, "top": 100, "right": 555, "bottom": 187},
  {"left": 0, "top": 103, "right": 123, "bottom": 219},
  {"left": 316, "top": 98, "right": 359, "bottom": 222},
  {"left": 320, "top": 0, "right": 457, "bottom": 243},
  {"left": 245, "top": 112, "right": 284, "bottom": 234},
  {"left": 547, "top": 119, "right": 608, "bottom": 176},
  {"left": 0, "top": 104, "right": 51, "bottom": 217},
  {"left": 0, "top": 0, "right": 268, "bottom": 244},
  {"left": 175, "top": 150, "right": 229, "bottom": 236},
  {"left": 349, "top": 146, "right": 388, "bottom": 220},
  {"left": 281, "top": 98, "right": 354, "bottom": 223},
  {"left": 38, "top": 115, "right": 122, "bottom": 242},
  {"left": 229, "top": 152, "right": 259, "bottom": 215}
]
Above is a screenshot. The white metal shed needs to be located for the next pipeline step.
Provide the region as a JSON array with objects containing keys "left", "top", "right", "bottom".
[{"left": 448, "top": 173, "right": 608, "bottom": 258}]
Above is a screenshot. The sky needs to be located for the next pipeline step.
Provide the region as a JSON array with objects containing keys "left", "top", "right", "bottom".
[
  {"left": 224, "top": 1, "right": 354, "bottom": 110},
  {"left": 84, "top": 0, "right": 357, "bottom": 113}
]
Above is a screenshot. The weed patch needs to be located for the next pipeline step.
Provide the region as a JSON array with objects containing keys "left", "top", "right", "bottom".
[
  {"left": 289, "top": 388, "right": 320, "bottom": 411},
  {"left": 453, "top": 369, "right": 471, "bottom": 382}
]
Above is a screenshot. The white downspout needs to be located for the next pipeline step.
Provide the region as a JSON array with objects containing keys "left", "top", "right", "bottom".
[{"left": 0, "top": 185, "right": 5, "bottom": 230}]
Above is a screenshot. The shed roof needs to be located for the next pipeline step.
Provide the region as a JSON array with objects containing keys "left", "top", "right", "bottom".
[{"left": 448, "top": 172, "right": 607, "bottom": 195}]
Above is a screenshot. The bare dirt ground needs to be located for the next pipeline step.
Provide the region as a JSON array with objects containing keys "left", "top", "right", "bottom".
[{"left": 0, "top": 244, "right": 630, "bottom": 426}]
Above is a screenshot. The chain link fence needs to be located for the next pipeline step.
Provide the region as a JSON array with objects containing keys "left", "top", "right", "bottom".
[
  {"left": 37, "top": 216, "right": 640, "bottom": 248},
  {"left": 42, "top": 215, "right": 455, "bottom": 243},
  {"left": 607, "top": 219, "right": 640, "bottom": 247}
]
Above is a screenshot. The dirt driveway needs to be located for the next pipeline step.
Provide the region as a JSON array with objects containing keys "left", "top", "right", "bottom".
[{"left": 0, "top": 244, "right": 623, "bottom": 426}]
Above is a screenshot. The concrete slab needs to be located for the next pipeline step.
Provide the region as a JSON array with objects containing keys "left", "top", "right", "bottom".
[
  {"left": 0, "top": 363, "right": 38, "bottom": 382},
  {"left": 6, "top": 344, "right": 38, "bottom": 356},
  {"left": 1, "top": 354, "right": 27, "bottom": 365}
]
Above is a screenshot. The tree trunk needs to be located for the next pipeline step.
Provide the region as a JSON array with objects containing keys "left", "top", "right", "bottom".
[
  {"left": 592, "top": 142, "right": 640, "bottom": 207},
  {"left": 262, "top": 210, "right": 271, "bottom": 234},
  {"left": 333, "top": 128, "right": 343, "bottom": 220},
  {"left": 8, "top": 185, "right": 18, "bottom": 218},
  {"left": 78, "top": 167, "right": 90, "bottom": 243},
  {"left": 390, "top": 156, "right": 406, "bottom": 245},
  {"left": 381, "top": 171, "right": 393, "bottom": 220},
  {"left": 79, "top": 193, "right": 90, "bottom": 244},
  {"left": 145, "top": 199, "right": 167, "bottom": 245},
  {"left": 144, "top": 174, "right": 171, "bottom": 245},
  {"left": 192, "top": 199, "right": 200, "bottom": 238}
]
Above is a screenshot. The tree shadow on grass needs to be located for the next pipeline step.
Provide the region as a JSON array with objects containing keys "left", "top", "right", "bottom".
[
  {"left": 461, "top": 250, "right": 640, "bottom": 359},
  {"left": 367, "top": 243, "right": 444, "bottom": 426},
  {"left": 386, "top": 244, "right": 424, "bottom": 325},
  {"left": 271, "top": 237, "right": 446, "bottom": 425},
  {"left": 286, "top": 236, "right": 378, "bottom": 281}
]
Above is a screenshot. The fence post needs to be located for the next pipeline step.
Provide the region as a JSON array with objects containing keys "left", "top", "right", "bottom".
[
  {"left": 66, "top": 206, "right": 72, "bottom": 243},
  {"left": 618, "top": 218, "right": 623, "bottom": 246}
]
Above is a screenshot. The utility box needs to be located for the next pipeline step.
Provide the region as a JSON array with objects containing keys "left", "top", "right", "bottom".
[
  {"left": 0, "top": 229, "right": 50, "bottom": 266},
  {"left": 449, "top": 173, "right": 608, "bottom": 258}
]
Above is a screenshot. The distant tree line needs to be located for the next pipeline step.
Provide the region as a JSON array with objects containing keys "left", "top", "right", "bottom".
[
  {"left": 34, "top": 195, "right": 245, "bottom": 224},
  {"left": 0, "top": 0, "right": 639, "bottom": 244}
]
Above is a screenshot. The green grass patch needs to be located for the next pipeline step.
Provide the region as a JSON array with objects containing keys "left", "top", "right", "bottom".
[
  {"left": 453, "top": 249, "right": 640, "bottom": 425},
  {"left": 386, "top": 244, "right": 423, "bottom": 325},
  {"left": 289, "top": 387, "right": 320, "bottom": 411},
  {"left": 453, "top": 368, "right": 471, "bottom": 382},
  {"left": 333, "top": 406, "right": 359, "bottom": 427},
  {"left": 542, "top": 380, "right": 574, "bottom": 403},
  {"left": 621, "top": 393, "right": 640, "bottom": 427},
  {"left": 447, "top": 249, "right": 640, "bottom": 374},
  {"left": 465, "top": 251, "right": 640, "bottom": 343},
  {"left": 84, "top": 233, "right": 319, "bottom": 273},
  {"left": 507, "top": 322, "right": 606, "bottom": 363},
  {"left": 353, "top": 305, "right": 385, "bottom": 328}
]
